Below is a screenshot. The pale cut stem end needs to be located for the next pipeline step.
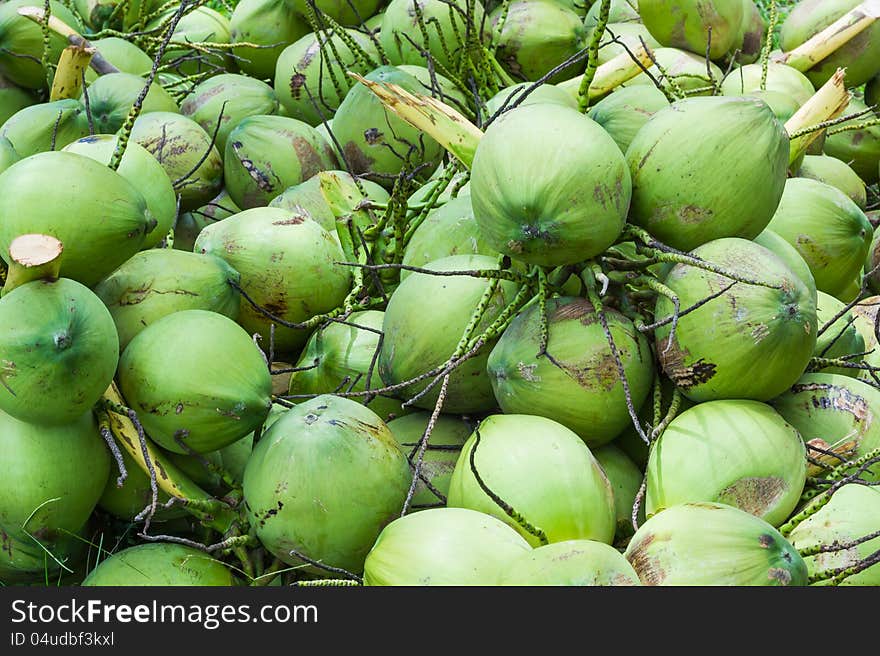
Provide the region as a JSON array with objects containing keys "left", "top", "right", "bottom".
[
  {"left": 50, "top": 45, "right": 94, "bottom": 101},
  {"left": 785, "top": 68, "right": 851, "bottom": 165},
  {"left": 1, "top": 234, "right": 63, "bottom": 296},
  {"left": 589, "top": 43, "right": 656, "bottom": 100}
]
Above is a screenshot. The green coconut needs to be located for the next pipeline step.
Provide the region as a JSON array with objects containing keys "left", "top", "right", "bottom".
[
  {"left": 0, "top": 0, "right": 82, "bottom": 89},
  {"left": 93, "top": 250, "right": 241, "bottom": 351},
  {"left": 780, "top": 0, "right": 880, "bottom": 88},
  {"left": 626, "top": 96, "right": 789, "bottom": 251},
  {"left": 814, "top": 290, "right": 865, "bottom": 376},
  {"left": 767, "top": 178, "right": 872, "bottom": 299},
  {"left": 244, "top": 394, "right": 411, "bottom": 574},
  {"left": 380, "top": 0, "right": 486, "bottom": 72},
  {"left": 622, "top": 47, "right": 723, "bottom": 95},
  {"left": 130, "top": 111, "right": 224, "bottom": 211},
  {"left": 471, "top": 103, "right": 630, "bottom": 266},
  {"left": 173, "top": 189, "right": 241, "bottom": 253},
  {"left": 719, "top": 62, "right": 815, "bottom": 107},
  {"left": 823, "top": 97, "right": 880, "bottom": 185},
  {"left": 0, "top": 135, "right": 18, "bottom": 175},
  {"left": 729, "top": 0, "right": 766, "bottom": 63},
  {"left": 402, "top": 194, "right": 498, "bottom": 275},
  {"left": 654, "top": 238, "right": 817, "bottom": 402},
  {"left": 753, "top": 228, "right": 817, "bottom": 294},
  {"left": 85, "top": 38, "right": 152, "bottom": 82},
  {"left": 180, "top": 74, "right": 279, "bottom": 153},
  {"left": 593, "top": 444, "right": 643, "bottom": 540},
  {"left": 486, "top": 82, "right": 578, "bottom": 116},
  {"left": 646, "top": 400, "right": 806, "bottom": 527},
  {"left": 797, "top": 155, "right": 867, "bottom": 210},
  {"left": 82, "top": 543, "right": 235, "bottom": 586},
  {"left": 148, "top": 7, "right": 232, "bottom": 77},
  {"left": 497, "top": 539, "right": 641, "bottom": 585},
  {"left": 587, "top": 85, "right": 670, "bottom": 155},
  {"left": 788, "top": 484, "right": 880, "bottom": 586},
  {"left": 387, "top": 411, "right": 472, "bottom": 508},
  {"left": 288, "top": 310, "right": 406, "bottom": 422},
  {"left": 274, "top": 28, "right": 380, "bottom": 126},
  {"left": 378, "top": 254, "right": 520, "bottom": 413},
  {"left": 625, "top": 502, "right": 807, "bottom": 585},
  {"left": 331, "top": 65, "right": 444, "bottom": 186},
  {"left": 0, "top": 410, "right": 109, "bottom": 584},
  {"left": 593, "top": 23, "right": 661, "bottom": 66},
  {"left": 0, "top": 151, "right": 154, "bottom": 286},
  {"left": 194, "top": 206, "right": 351, "bottom": 355},
  {"left": 741, "top": 89, "right": 802, "bottom": 125},
  {"left": 224, "top": 114, "right": 338, "bottom": 209},
  {"left": 363, "top": 507, "right": 531, "bottom": 585},
  {"left": 639, "top": 0, "right": 743, "bottom": 59},
  {"left": 62, "top": 134, "right": 176, "bottom": 249},
  {"left": 447, "top": 414, "right": 616, "bottom": 546},
  {"left": 0, "top": 99, "right": 90, "bottom": 157},
  {"left": 118, "top": 309, "right": 272, "bottom": 454},
  {"left": 0, "top": 73, "right": 34, "bottom": 125},
  {"left": 487, "top": 296, "right": 653, "bottom": 447},
  {"left": 490, "top": 0, "right": 587, "bottom": 83},
  {"left": 231, "top": 0, "right": 310, "bottom": 79},
  {"left": 81, "top": 73, "right": 179, "bottom": 134},
  {"left": 772, "top": 373, "right": 880, "bottom": 483}
]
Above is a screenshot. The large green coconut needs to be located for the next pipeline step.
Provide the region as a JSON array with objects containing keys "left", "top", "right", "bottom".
[
  {"left": 0, "top": 0, "right": 82, "bottom": 89},
  {"left": 753, "top": 228, "right": 817, "bottom": 293},
  {"left": 814, "top": 291, "right": 865, "bottom": 376},
  {"left": 117, "top": 309, "right": 272, "bottom": 454},
  {"left": 719, "top": 62, "right": 815, "bottom": 107},
  {"left": 182, "top": 73, "right": 280, "bottom": 151},
  {"left": 0, "top": 73, "right": 34, "bottom": 125},
  {"left": 447, "top": 414, "right": 616, "bottom": 546},
  {"left": 0, "top": 136, "right": 18, "bottom": 175},
  {"left": 823, "top": 97, "right": 880, "bottom": 185},
  {"left": 487, "top": 296, "right": 653, "bottom": 447},
  {"left": 639, "top": 0, "right": 743, "bottom": 59},
  {"left": 0, "top": 151, "right": 154, "bottom": 286},
  {"left": 94, "top": 250, "right": 241, "bottom": 351},
  {"left": 173, "top": 189, "right": 241, "bottom": 253},
  {"left": 378, "top": 254, "right": 520, "bottom": 413},
  {"left": 387, "top": 412, "right": 472, "bottom": 508},
  {"left": 772, "top": 373, "right": 880, "bottom": 483},
  {"left": 380, "top": 0, "right": 486, "bottom": 72},
  {"left": 780, "top": 0, "right": 880, "bottom": 88},
  {"left": 288, "top": 310, "right": 406, "bottom": 422},
  {"left": 471, "top": 103, "right": 630, "bottom": 266},
  {"left": 194, "top": 206, "right": 351, "bottom": 355},
  {"left": 490, "top": 1, "right": 587, "bottom": 83},
  {"left": 788, "top": 485, "right": 880, "bottom": 586},
  {"left": 243, "top": 394, "right": 411, "bottom": 574},
  {"left": 82, "top": 543, "right": 235, "bottom": 586},
  {"left": 274, "top": 29, "right": 380, "bottom": 126},
  {"left": 224, "top": 114, "right": 338, "bottom": 209},
  {"left": 63, "top": 134, "right": 177, "bottom": 249},
  {"left": 766, "top": 178, "right": 872, "bottom": 299},
  {"left": 646, "top": 400, "right": 806, "bottom": 527},
  {"left": 81, "top": 73, "right": 179, "bottom": 134},
  {"left": 654, "top": 238, "right": 817, "bottom": 402},
  {"left": 332, "top": 65, "right": 445, "bottom": 186},
  {"left": 402, "top": 194, "right": 498, "bottom": 275},
  {"left": 85, "top": 38, "right": 152, "bottom": 82},
  {"left": 148, "top": 7, "right": 232, "bottom": 77},
  {"left": 0, "top": 99, "right": 90, "bottom": 157},
  {"left": 130, "top": 111, "right": 224, "bottom": 211},
  {"left": 498, "top": 539, "right": 641, "bottom": 585},
  {"left": 626, "top": 96, "right": 789, "bottom": 251},
  {"left": 587, "top": 85, "right": 670, "bottom": 156},
  {"left": 797, "top": 155, "right": 867, "bottom": 210},
  {"left": 625, "top": 502, "right": 807, "bottom": 585},
  {"left": 594, "top": 444, "right": 643, "bottom": 539},
  {"left": 363, "top": 507, "right": 531, "bottom": 585},
  {"left": 621, "top": 47, "right": 723, "bottom": 95},
  {"left": 231, "top": 0, "right": 309, "bottom": 79},
  {"left": 0, "top": 410, "right": 109, "bottom": 584}
]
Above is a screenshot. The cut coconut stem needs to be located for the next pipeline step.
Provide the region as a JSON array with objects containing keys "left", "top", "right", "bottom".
[
  {"left": 1, "top": 234, "right": 62, "bottom": 296},
  {"left": 50, "top": 45, "right": 94, "bottom": 101},
  {"left": 776, "top": 0, "right": 880, "bottom": 72},
  {"left": 785, "top": 68, "right": 851, "bottom": 165},
  {"left": 17, "top": 6, "right": 120, "bottom": 75},
  {"left": 559, "top": 42, "right": 655, "bottom": 102}
]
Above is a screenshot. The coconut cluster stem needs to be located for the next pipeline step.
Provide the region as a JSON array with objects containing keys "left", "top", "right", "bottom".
[
  {"left": 785, "top": 68, "right": 851, "bottom": 165},
  {"left": 1, "top": 234, "right": 63, "bottom": 296},
  {"left": 577, "top": 0, "right": 612, "bottom": 113}
]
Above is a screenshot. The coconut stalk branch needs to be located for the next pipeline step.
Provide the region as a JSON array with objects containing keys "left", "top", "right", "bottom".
[
  {"left": 50, "top": 45, "right": 93, "bottom": 101},
  {"left": 558, "top": 41, "right": 655, "bottom": 103},
  {"left": 785, "top": 68, "right": 851, "bottom": 165},
  {"left": 17, "top": 6, "right": 120, "bottom": 75},
  {"left": 577, "top": 0, "right": 612, "bottom": 112},
  {"left": 1, "top": 234, "right": 63, "bottom": 296},
  {"left": 775, "top": 0, "right": 880, "bottom": 72}
]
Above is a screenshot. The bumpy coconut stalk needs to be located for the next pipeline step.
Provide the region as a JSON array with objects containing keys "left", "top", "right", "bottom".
[
  {"left": 50, "top": 45, "right": 93, "bottom": 101},
  {"left": 1, "top": 234, "right": 62, "bottom": 296},
  {"left": 784, "top": 68, "right": 851, "bottom": 165}
]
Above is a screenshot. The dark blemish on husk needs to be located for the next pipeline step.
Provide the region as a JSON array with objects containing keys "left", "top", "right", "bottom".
[
  {"left": 660, "top": 338, "right": 716, "bottom": 389},
  {"left": 364, "top": 127, "right": 382, "bottom": 145},
  {"left": 1, "top": 529, "right": 12, "bottom": 559},
  {"left": 289, "top": 73, "right": 307, "bottom": 100},
  {"left": 638, "top": 139, "right": 661, "bottom": 170},
  {"left": 175, "top": 403, "right": 184, "bottom": 415},
  {"left": 551, "top": 298, "right": 596, "bottom": 323},
  {"left": 272, "top": 215, "right": 305, "bottom": 226},
  {"left": 758, "top": 534, "right": 774, "bottom": 549},
  {"left": 677, "top": 205, "right": 713, "bottom": 224},
  {"left": 343, "top": 141, "right": 372, "bottom": 174},
  {"left": 796, "top": 383, "right": 869, "bottom": 425},
  {"left": 231, "top": 141, "right": 274, "bottom": 193},
  {"left": 767, "top": 567, "right": 792, "bottom": 585},
  {"left": 304, "top": 413, "right": 319, "bottom": 425},
  {"left": 718, "top": 477, "right": 786, "bottom": 517},
  {"left": 626, "top": 533, "right": 664, "bottom": 585},
  {"left": 293, "top": 137, "right": 326, "bottom": 178}
]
